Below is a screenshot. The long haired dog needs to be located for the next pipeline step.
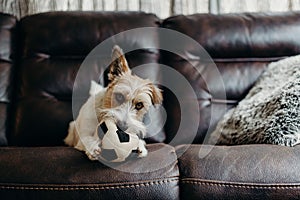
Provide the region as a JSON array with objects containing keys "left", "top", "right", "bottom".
[{"left": 64, "top": 45, "right": 163, "bottom": 160}]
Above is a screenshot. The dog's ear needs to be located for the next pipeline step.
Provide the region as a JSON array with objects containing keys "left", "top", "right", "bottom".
[
  {"left": 150, "top": 85, "right": 163, "bottom": 105},
  {"left": 108, "top": 45, "right": 131, "bottom": 81}
]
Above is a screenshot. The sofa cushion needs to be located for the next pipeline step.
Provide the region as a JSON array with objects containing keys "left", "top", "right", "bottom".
[
  {"left": 11, "top": 11, "right": 164, "bottom": 146},
  {"left": 0, "top": 13, "right": 17, "bottom": 146},
  {"left": 161, "top": 12, "right": 300, "bottom": 144},
  {"left": 176, "top": 144, "right": 300, "bottom": 200},
  {"left": 0, "top": 143, "right": 179, "bottom": 200},
  {"left": 209, "top": 55, "right": 300, "bottom": 145}
]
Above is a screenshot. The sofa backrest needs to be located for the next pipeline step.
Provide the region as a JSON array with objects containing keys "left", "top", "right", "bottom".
[
  {"left": 2, "top": 11, "right": 300, "bottom": 146},
  {"left": 9, "top": 11, "right": 163, "bottom": 146},
  {"left": 0, "top": 13, "right": 17, "bottom": 146},
  {"left": 161, "top": 12, "right": 300, "bottom": 143}
]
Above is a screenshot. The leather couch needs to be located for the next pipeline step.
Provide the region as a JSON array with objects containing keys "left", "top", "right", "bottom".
[{"left": 0, "top": 11, "right": 300, "bottom": 200}]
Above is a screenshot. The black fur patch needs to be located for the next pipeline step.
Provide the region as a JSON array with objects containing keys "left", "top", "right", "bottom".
[{"left": 116, "top": 129, "right": 130, "bottom": 143}]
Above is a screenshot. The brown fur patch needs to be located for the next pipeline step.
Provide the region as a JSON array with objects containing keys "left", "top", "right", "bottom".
[
  {"left": 108, "top": 45, "right": 130, "bottom": 81},
  {"left": 149, "top": 84, "right": 163, "bottom": 105}
]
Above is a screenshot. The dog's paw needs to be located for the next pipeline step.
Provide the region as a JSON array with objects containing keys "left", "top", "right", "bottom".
[
  {"left": 138, "top": 149, "right": 148, "bottom": 158},
  {"left": 137, "top": 140, "right": 148, "bottom": 158},
  {"left": 86, "top": 147, "right": 101, "bottom": 160},
  {"left": 85, "top": 143, "right": 102, "bottom": 161}
]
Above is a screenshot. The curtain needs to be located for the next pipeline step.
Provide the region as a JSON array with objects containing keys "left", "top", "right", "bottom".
[{"left": 1, "top": 0, "right": 300, "bottom": 19}]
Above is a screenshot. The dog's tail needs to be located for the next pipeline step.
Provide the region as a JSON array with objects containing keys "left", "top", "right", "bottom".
[
  {"left": 64, "top": 121, "right": 77, "bottom": 146},
  {"left": 89, "top": 80, "right": 104, "bottom": 96}
]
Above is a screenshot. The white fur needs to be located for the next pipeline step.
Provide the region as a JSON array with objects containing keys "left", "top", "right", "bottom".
[
  {"left": 64, "top": 81, "right": 106, "bottom": 160},
  {"left": 64, "top": 45, "right": 162, "bottom": 161},
  {"left": 89, "top": 80, "right": 104, "bottom": 95},
  {"left": 64, "top": 80, "right": 148, "bottom": 161}
]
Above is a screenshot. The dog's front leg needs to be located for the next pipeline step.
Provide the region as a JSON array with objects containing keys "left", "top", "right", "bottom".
[
  {"left": 65, "top": 121, "right": 100, "bottom": 160},
  {"left": 83, "top": 119, "right": 117, "bottom": 160},
  {"left": 79, "top": 131, "right": 102, "bottom": 161}
]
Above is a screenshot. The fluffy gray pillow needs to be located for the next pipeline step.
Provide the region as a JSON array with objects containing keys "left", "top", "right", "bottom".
[{"left": 208, "top": 55, "right": 300, "bottom": 146}]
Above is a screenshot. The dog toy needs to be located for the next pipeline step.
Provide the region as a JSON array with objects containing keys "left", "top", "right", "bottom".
[{"left": 97, "top": 119, "right": 146, "bottom": 162}]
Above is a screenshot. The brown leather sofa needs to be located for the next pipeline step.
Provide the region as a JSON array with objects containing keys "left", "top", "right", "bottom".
[{"left": 0, "top": 11, "right": 300, "bottom": 200}]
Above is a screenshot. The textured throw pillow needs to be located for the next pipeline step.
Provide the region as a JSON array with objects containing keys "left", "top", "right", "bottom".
[{"left": 208, "top": 55, "right": 300, "bottom": 146}]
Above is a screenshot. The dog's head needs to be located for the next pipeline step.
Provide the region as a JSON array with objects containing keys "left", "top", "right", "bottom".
[{"left": 97, "top": 45, "right": 163, "bottom": 137}]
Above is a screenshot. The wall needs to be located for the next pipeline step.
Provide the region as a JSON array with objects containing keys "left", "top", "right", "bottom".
[{"left": 1, "top": 0, "right": 300, "bottom": 19}]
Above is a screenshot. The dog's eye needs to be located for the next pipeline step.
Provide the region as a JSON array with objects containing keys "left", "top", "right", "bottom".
[
  {"left": 135, "top": 102, "right": 144, "bottom": 110},
  {"left": 115, "top": 93, "right": 125, "bottom": 104}
]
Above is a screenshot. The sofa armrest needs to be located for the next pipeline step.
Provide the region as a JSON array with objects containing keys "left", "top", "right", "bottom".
[
  {"left": 176, "top": 144, "right": 300, "bottom": 200},
  {"left": 0, "top": 144, "right": 179, "bottom": 200}
]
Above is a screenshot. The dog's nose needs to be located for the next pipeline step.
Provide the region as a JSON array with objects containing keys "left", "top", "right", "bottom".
[{"left": 117, "top": 121, "right": 128, "bottom": 131}]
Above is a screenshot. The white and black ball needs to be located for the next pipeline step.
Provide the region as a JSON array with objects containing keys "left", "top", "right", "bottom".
[{"left": 97, "top": 122, "right": 142, "bottom": 162}]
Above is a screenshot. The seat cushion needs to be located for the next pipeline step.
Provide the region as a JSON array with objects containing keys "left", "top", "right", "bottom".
[
  {"left": 0, "top": 143, "right": 179, "bottom": 200},
  {"left": 176, "top": 144, "right": 300, "bottom": 200}
]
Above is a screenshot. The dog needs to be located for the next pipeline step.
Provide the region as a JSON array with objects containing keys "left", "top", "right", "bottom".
[{"left": 64, "top": 45, "right": 163, "bottom": 161}]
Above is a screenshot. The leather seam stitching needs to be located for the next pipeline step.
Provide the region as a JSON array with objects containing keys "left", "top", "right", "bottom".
[
  {"left": 181, "top": 180, "right": 300, "bottom": 189},
  {"left": 0, "top": 178, "right": 179, "bottom": 191}
]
